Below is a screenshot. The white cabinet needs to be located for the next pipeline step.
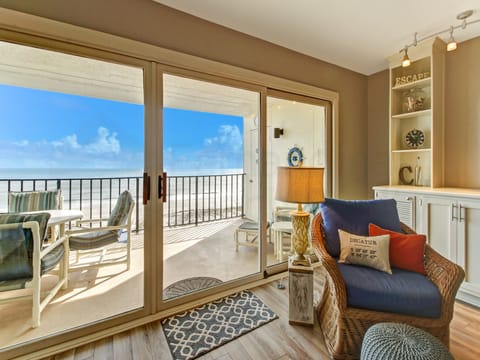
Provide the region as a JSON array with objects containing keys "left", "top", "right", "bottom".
[
  {"left": 418, "top": 196, "right": 480, "bottom": 306},
  {"left": 373, "top": 186, "right": 480, "bottom": 306},
  {"left": 417, "top": 195, "right": 456, "bottom": 261},
  {"left": 453, "top": 199, "right": 480, "bottom": 306}
]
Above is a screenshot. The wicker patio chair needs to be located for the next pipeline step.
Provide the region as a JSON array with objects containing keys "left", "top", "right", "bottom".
[{"left": 311, "top": 212, "right": 465, "bottom": 360}]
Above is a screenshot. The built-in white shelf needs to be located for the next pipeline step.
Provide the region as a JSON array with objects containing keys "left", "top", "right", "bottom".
[
  {"left": 392, "top": 109, "right": 431, "bottom": 119},
  {"left": 392, "top": 77, "right": 431, "bottom": 91}
]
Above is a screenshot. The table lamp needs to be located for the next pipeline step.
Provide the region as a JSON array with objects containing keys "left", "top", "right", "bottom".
[{"left": 275, "top": 166, "right": 325, "bottom": 266}]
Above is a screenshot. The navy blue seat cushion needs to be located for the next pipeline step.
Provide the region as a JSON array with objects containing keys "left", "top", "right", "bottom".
[
  {"left": 339, "top": 263, "right": 441, "bottom": 318},
  {"left": 319, "top": 198, "right": 402, "bottom": 257}
]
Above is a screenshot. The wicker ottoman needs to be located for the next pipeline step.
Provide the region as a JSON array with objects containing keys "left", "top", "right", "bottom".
[{"left": 361, "top": 323, "right": 454, "bottom": 360}]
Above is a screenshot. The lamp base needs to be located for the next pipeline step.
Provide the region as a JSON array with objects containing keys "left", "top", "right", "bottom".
[
  {"left": 290, "top": 209, "right": 311, "bottom": 266},
  {"left": 290, "top": 253, "right": 311, "bottom": 267}
]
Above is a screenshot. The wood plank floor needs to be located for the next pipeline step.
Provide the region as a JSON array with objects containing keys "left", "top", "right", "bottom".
[{"left": 44, "top": 268, "right": 480, "bottom": 360}]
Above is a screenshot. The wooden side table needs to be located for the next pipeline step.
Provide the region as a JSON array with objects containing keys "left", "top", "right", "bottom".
[{"left": 288, "top": 256, "right": 314, "bottom": 326}]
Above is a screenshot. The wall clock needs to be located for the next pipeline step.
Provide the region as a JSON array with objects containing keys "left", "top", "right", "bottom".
[
  {"left": 405, "top": 129, "right": 425, "bottom": 148},
  {"left": 287, "top": 146, "right": 304, "bottom": 167}
]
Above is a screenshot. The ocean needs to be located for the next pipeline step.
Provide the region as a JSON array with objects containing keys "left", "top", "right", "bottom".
[{"left": 0, "top": 168, "right": 243, "bottom": 179}]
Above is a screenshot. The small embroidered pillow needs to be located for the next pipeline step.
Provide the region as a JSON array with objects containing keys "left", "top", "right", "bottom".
[{"left": 338, "top": 229, "right": 392, "bottom": 274}]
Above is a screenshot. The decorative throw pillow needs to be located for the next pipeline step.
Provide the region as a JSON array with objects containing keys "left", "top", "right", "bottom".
[
  {"left": 369, "top": 223, "right": 426, "bottom": 275},
  {"left": 338, "top": 229, "right": 392, "bottom": 274}
]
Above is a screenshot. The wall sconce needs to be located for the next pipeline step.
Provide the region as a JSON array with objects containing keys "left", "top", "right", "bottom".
[{"left": 274, "top": 128, "right": 284, "bottom": 138}]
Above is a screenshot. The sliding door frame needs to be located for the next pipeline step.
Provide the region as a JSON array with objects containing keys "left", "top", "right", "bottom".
[
  {"left": 0, "top": 8, "right": 339, "bottom": 359},
  {"left": 155, "top": 64, "right": 268, "bottom": 312},
  {"left": 264, "top": 89, "right": 334, "bottom": 275},
  {"left": 0, "top": 30, "right": 155, "bottom": 360}
]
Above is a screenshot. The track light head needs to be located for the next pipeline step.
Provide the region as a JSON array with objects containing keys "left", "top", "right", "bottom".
[
  {"left": 447, "top": 26, "right": 457, "bottom": 51},
  {"left": 402, "top": 47, "right": 411, "bottom": 67}
]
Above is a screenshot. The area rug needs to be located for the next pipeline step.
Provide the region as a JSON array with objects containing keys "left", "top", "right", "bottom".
[
  {"left": 163, "top": 277, "right": 223, "bottom": 300},
  {"left": 161, "top": 290, "right": 278, "bottom": 360}
]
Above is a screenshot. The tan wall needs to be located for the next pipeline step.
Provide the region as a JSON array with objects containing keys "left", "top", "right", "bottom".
[
  {"left": 0, "top": 0, "right": 369, "bottom": 199},
  {"left": 367, "top": 70, "right": 389, "bottom": 194},
  {"left": 445, "top": 36, "right": 480, "bottom": 188}
]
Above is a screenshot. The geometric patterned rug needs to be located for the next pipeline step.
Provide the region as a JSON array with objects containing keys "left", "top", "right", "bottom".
[{"left": 161, "top": 290, "right": 278, "bottom": 360}]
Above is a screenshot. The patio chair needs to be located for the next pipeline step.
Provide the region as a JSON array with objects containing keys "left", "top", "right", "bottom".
[
  {"left": 8, "top": 189, "right": 63, "bottom": 242},
  {"left": 67, "top": 191, "right": 135, "bottom": 271},
  {"left": 234, "top": 221, "right": 271, "bottom": 251},
  {"left": 8, "top": 189, "right": 63, "bottom": 212},
  {"left": 0, "top": 212, "right": 68, "bottom": 327},
  {"left": 312, "top": 198, "right": 465, "bottom": 359}
]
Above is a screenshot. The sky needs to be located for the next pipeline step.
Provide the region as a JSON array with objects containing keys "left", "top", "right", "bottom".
[{"left": 0, "top": 84, "right": 243, "bottom": 173}]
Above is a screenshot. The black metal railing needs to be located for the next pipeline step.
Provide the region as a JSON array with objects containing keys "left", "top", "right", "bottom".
[
  {"left": 0, "top": 176, "right": 144, "bottom": 232},
  {"left": 0, "top": 172, "right": 245, "bottom": 231},
  {"left": 165, "top": 173, "right": 245, "bottom": 227}
]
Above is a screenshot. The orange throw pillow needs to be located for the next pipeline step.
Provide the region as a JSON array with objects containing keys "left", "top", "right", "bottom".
[{"left": 368, "top": 223, "right": 426, "bottom": 275}]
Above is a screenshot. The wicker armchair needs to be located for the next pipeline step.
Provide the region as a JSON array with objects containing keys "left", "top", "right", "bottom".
[{"left": 311, "top": 212, "right": 465, "bottom": 360}]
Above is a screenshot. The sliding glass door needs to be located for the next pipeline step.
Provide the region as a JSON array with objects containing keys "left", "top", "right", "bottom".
[
  {"left": 160, "top": 71, "right": 264, "bottom": 303},
  {"left": 0, "top": 40, "right": 148, "bottom": 351},
  {"left": 0, "top": 19, "right": 338, "bottom": 359},
  {"left": 266, "top": 91, "right": 332, "bottom": 268}
]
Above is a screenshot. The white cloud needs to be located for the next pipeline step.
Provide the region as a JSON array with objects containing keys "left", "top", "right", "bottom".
[
  {"left": 85, "top": 127, "right": 120, "bottom": 154},
  {"left": 52, "top": 134, "right": 81, "bottom": 149},
  {"left": 1, "top": 126, "right": 127, "bottom": 168},
  {"left": 204, "top": 125, "right": 242, "bottom": 152},
  {"left": 13, "top": 140, "right": 29, "bottom": 146},
  {"left": 166, "top": 124, "right": 243, "bottom": 172}
]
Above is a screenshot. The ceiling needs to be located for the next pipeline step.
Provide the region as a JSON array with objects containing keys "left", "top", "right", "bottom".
[{"left": 153, "top": 0, "right": 480, "bottom": 75}]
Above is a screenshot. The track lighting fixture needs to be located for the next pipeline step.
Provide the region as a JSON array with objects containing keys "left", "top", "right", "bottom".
[
  {"left": 399, "top": 9, "right": 478, "bottom": 66},
  {"left": 446, "top": 26, "right": 457, "bottom": 52},
  {"left": 401, "top": 47, "right": 411, "bottom": 68}
]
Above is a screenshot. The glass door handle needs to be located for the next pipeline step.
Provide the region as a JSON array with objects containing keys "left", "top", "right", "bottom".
[
  {"left": 159, "top": 172, "right": 167, "bottom": 203},
  {"left": 143, "top": 172, "right": 150, "bottom": 205}
]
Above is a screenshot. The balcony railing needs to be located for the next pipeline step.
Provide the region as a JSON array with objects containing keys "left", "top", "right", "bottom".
[
  {"left": 0, "top": 173, "right": 245, "bottom": 231},
  {"left": 166, "top": 173, "right": 245, "bottom": 227}
]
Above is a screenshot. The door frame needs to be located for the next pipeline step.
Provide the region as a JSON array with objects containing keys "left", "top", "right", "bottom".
[
  {"left": 0, "top": 34, "right": 154, "bottom": 359},
  {"left": 155, "top": 65, "right": 268, "bottom": 312},
  {"left": 0, "top": 8, "right": 339, "bottom": 358}
]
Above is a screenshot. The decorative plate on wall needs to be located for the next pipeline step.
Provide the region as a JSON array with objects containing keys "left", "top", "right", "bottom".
[
  {"left": 405, "top": 129, "right": 425, "bottom": 148},
  {"left": 287, "top": 146, "right": 304, "bottom": 167}
]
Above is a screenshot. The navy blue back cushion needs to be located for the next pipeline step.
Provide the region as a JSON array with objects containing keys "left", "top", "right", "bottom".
[{"left": 319, "top": 198, "right": 402, "bottom": 257}]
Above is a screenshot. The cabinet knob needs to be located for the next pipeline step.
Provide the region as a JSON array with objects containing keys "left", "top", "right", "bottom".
[{"left": 406, "top": 197, "right": 413, "bottom": 201}]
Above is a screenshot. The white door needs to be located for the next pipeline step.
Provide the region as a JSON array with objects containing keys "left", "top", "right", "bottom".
[
  {"left": 418, "top": 196, "right": 456, "bottom": 260},
  {"left": 456, "top": 199, "right": 480, "bottom": 304}
]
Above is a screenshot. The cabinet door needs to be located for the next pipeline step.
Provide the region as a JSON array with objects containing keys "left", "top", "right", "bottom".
[
  {"left": 418, "top": 196, "right": 456, "bottom": 261},
  {"left": 456, "top": 199, "right": 480, "bottom": 304},
  {"left": 375, "top": 190, "right": 416, "bottom": 230}
]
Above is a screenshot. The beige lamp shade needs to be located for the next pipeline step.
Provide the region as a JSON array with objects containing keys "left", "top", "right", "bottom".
[{"left": 275, "top": 166, "right": 325, "bottom": 204}]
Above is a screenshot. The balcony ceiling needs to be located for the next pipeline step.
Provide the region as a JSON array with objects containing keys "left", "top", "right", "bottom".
[
  {"left": 153, "top": 0, "right": 480, "bottom": 75},
  {"left": 0, "top": 41, "right": 266, "bottom": 116}
]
